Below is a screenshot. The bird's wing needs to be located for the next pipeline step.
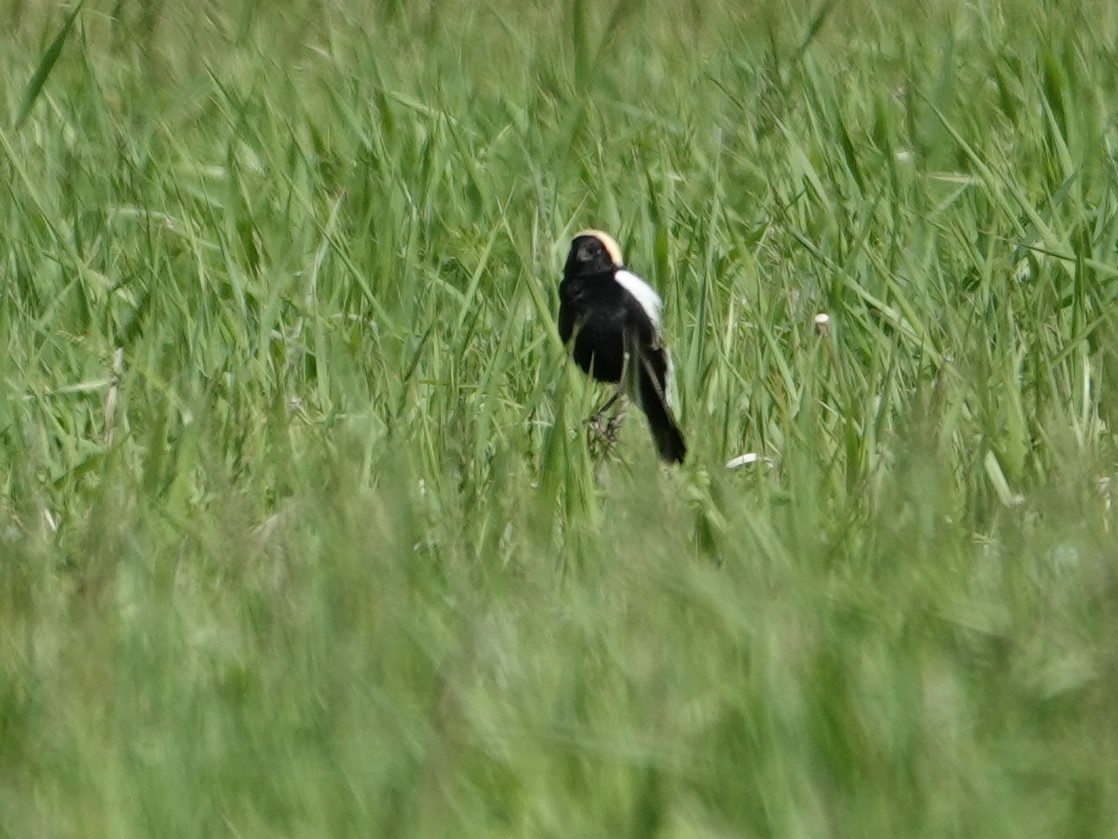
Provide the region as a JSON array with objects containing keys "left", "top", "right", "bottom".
[{"left": 636, "top": 349, "right": 687, "bottom": 463}]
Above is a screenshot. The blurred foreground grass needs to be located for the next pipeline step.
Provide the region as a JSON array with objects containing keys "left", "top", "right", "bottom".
[{"left": 3, "top": 0, "right": 1118, "bottom": 835}]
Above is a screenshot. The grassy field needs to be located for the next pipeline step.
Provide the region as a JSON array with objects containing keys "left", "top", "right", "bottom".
[{"left": 4, "top": 0, "right": 1118, "bottom": 835}]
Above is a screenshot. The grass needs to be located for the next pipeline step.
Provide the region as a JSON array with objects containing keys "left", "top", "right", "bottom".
[{"left": 3, "top": 0, "right": 1118, "bottom": 835}]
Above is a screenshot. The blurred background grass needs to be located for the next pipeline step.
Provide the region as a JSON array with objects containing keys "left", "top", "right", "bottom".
[{"left": 3, "top": 0, "right": 1118, "bottom": 835}]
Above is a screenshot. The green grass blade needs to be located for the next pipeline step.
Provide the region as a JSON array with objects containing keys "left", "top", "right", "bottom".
[{"left": 14, "top": 0, "right": 86, "bottom": 129}]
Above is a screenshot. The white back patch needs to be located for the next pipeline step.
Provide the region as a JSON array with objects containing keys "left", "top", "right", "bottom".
[{"left": 614, "top": 269, "right": 663, "bottom": 327}]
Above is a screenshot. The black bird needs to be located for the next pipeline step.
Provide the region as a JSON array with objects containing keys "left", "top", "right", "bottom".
[{"left": 558, "top": 230, "right": 687, "bottom": 464}]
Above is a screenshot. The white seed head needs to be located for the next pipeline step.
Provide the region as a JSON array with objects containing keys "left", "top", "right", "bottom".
[{"left": 725, "top": 452, "right": 777, "bottom": 470}]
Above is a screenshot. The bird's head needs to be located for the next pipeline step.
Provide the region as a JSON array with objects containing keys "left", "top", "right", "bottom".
[{"left": 565, "top": 229, "right": 623, "bottom": 277}]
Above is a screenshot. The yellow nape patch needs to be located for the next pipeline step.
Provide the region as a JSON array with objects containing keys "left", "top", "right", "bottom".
[{"left": 574, "top": 229, "right": 623, "bottom": 266}]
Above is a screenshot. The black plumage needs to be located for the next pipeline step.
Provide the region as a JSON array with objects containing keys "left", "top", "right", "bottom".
[{"left": 558, "top": 230, "right": 687, "bottom": 464}]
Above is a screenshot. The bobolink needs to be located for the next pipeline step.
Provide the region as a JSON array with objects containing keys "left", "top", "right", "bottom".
[{"left": 558, "top": 230, "right": 687, "bottom": 464}]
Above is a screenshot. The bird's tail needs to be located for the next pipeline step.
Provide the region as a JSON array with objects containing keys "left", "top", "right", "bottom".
[{"left": 637, "top": 356, "right": 687, "bottom": 464}]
